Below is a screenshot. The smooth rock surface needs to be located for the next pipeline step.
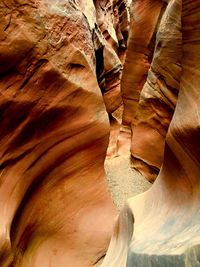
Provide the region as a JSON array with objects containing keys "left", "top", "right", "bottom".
[
  {"left": 0, "top": 1, "right": 117, "bottom": 266},
  {"left": 95, "top": 0, "right": 130, "bottom": 114},
  {"left": 130, "top": 0, "right": 182, "bottom": 182},
  {"left": 101, "top": 0, "right": 200, "bottom": 266},
  {"left": 120, "top": 0, "right": 182, "bottom": 182}
]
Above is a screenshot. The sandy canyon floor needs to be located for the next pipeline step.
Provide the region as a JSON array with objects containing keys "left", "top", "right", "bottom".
[{"left": 95, "top": 155, "right": 151, "bottom": 266}]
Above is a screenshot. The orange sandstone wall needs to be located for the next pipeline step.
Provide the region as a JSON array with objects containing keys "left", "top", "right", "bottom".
[
  {"left": 121, "top": 0, "right": 182, "bottom": 182},
  {"left": 102, "top": 1, "right": 200, "bottom": 266},
  {"left": 0, "top": 1, "right": 117, "bottom": 266}
]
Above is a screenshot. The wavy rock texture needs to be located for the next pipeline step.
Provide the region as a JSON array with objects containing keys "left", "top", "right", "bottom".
[
  {"left": 118, "top": 0, "right": 166, "bottom": 167},
  {"left": 0, "top": 1, "right": 117, "bottom": 266},
  {"left": 131, "top": 0, "right": 182, "bottom": 182},
  {"left": 95, "top": 0, "right": 130, "bottom": 114},
  {"left": 102, "top": 0, "right": 200, "bottom": 266},
  {"left": 94, "top": 0, "right": 131, "bottom": 158},
  {"left": 121, "top": 0, "right": 182, "bottom": 182},
  {"left": 121, "top": 0, "right": 164, "bottom": 126}
]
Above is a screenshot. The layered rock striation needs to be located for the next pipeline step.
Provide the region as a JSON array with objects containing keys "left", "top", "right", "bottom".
[
  {"left": 102, "top": 0, "right": 200, "bottom": 266},
  {"left": 95, "top": 0, "right": 130, "bottom": 114},
  {"left": 121, "top": 0, "right": 182, "bottom": 182},
  {"left": 94, "top": 0, "right": 131, "bottom": 158},
  {"left": 0, "top": 1, "right": 119, "bottom": 266}
]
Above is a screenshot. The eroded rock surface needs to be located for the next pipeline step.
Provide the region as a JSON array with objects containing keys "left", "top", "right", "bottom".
[
  {"left": 95, "top": 0, "right": 130, "bottom": 114},
  {"left": 102, "top": 0, "right": 200, "bottom": 266},
  {"left": 121, "top": 0, "right": 182, "bottom": 182},
  {"left": 131, "top": 0, "right": 182, "bottom": 182},
  {"left": 94, "top": 0, "right": 131, "bottom": 159},
  {"left": 0, "top": 1, "right": 118, "bottom": 266}
]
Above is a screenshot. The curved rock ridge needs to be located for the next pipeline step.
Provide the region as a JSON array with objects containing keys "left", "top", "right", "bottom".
[
  {"left": 114, "top": 0, "right": 166, "bottom": 167},
  {"left": 121, "top": 0, "right": 165, "bottom": 126},
  {"left": 94, "top": 0, "right": 130, "bottom": 114},
  {"left": 94, "top": 0, "right": 131, "bottom": 159},
  {"left": 102, "top": 0, "right": 200, "bottom": 266},
  {"left": 121, "top": 0, "right": 182, "bottom": 182},
  {"left": 0, "top": 1, "right": 118, "bottom": 266}
]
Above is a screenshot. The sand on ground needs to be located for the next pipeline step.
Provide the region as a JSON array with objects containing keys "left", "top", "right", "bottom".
[
  {"left": 94, "top": 155, "right": 151, "bottom": 266},
  {"left": 105, "top": 155, "right": 151, "bottom": 209}
]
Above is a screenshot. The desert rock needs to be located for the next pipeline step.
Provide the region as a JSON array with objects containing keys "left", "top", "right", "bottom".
[
  {"left": 0, "top": 1, "right": 117, "bottom": 266},
  {"left": 101, "top": 0, "right": 200, "bottom": 266}
]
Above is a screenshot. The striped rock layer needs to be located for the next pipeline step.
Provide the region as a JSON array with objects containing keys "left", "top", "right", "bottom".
[
  {"left": 121, "top": 0, "right": 182, "bottom": 182},
  {"left": 95, "top": 0, "right": 130, "bottom": 114},
  {"left": 0, "top": 1, "right": 121, "bottom": 266},
  {"left": 101, "top": 0, "right": 200, "bottom": 266}
]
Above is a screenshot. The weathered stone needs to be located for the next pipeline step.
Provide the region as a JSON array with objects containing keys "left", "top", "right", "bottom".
[
  {"left": 95, "top": 0, "right": 130, "bottom": 114},
  {"left": 130, "top": 0, "right": 182, "bottom": 182},
  {"left": 121, "top": 0, "right": 164, "bottom": 126},
  {"left": 0, "top": 1, "right": 117, "bottom": 266},
  {"left": 120, "top": 0, "right": 182, "bottom": 182},
  {"left": 101, "top": 0, "right": 200, "bottom": 266}
]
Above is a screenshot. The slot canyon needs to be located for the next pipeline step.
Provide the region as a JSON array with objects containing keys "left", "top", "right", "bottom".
[{"left": 0, "top": 0, "right": 200, "bottom": 266}]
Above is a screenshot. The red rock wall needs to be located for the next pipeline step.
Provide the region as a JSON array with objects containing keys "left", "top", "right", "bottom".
[
  {"left": 102, "top": 1, "right": 200, "bottom": 266},
  {"left": 0, "top": 1, "right": 117, "bottom": 266},
  {"left": 94, "top": 0, "right": 131, "bottom": 158},
  {"left": 94, "top": 0, "right": 130, "bottom": 114},
  {"left": 121, "top": 0, "right": 182, "bottom": 182},
  {"left": 121, "top": 0, "right": 164, "bottom": 126}
]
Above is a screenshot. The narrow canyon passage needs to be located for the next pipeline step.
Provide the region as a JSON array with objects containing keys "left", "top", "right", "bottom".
[
  {"left": 0, "top": 0, "right": 200, "bottom": 267},
  {"left": 102, "top": 0, "right": 200, "bottom": 266}
]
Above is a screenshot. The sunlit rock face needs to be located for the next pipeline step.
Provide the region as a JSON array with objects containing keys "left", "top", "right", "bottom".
[
  {"left": 101, "top": 0, "right": 200, "bottom": 266},
  {"left": 118, "top": 0, "right": 166, "bottom": 167},
  {"left": 121, "top": 0, "right": 182, "bottom": 182},
  {"left": 121, "top": 0, "right": 164, "bottom": 126},
  {"left": 117, "top": 0, "right": 165, "bottom": 170},
  {"left": 130, "top": 0, "right": 182, "bottom": 182},
  {"left": 0, "top": 1, "right": 117, "bottom": 266}
]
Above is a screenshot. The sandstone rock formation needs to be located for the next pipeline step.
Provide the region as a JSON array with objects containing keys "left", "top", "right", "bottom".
[
  {"left": 121, "top": 0, "right": 182, "bottom": 182},
  {"left": 0, "top": 1, "right": 118, "bottom": 266},
  {"left": 121, "top": 0, "right": 164, "bottom": 126},
  {"left": 94, "top": 0, "right": 129, "bottom": 114},
  {"left": 94, "top": 0, "right": 131, "bottom": 158},
  {"left": 115, "top": 0, "right": 165, "bottom": 164},
  {"left": 101, "top": 0, "right": 200, "bottom": 265},
  {"left": 2, "top": 0, "right": 199, "bottom": 266}
]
